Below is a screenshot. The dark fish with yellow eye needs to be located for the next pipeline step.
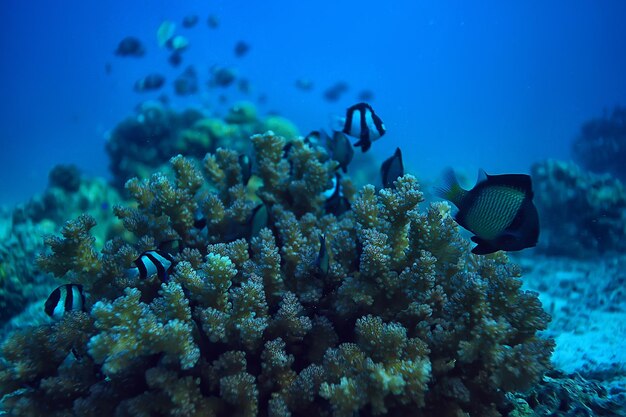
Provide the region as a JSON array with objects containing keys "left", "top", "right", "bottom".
[
  {"left": 341, "top": 102, "right": 386, "bottom": 152},
  {"left": 45, "top": 284, "right": 86, "bottom": 320},
  {"left": 436, "top": 169, "right": 540, "bottom": 255},
  {"left": 381, "top": 147, "right": 404, "bottom": 189}
]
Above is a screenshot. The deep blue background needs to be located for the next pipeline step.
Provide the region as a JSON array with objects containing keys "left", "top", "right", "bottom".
[{"left": 1, "top": 0, "right": 625, "bottom": 204}]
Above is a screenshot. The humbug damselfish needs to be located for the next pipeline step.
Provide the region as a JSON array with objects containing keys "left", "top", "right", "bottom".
[
  {"left": 436, "top": 169, "right": 540, "bottom": 255},
  {"left": 44, "top": 283, "right": 86, "bottom": 319},
  {"left": 341, "top": 102, "right": 386, "bottom": 152}
]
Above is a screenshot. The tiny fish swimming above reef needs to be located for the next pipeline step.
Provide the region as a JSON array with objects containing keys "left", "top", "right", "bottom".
[
  {"left": 341, "top": 102, "right": 386, "bottom": 152},
  {"left": 45, "top": 284, "right": 86, "bottom": 320},
  {"left": 234, "top": 41, "right": 250, "bottom": 57},
  {"left": 436, "top": 169, "right": 540, "bottom": 255},
  {"left": 182, "top": 14, "right": 199, "bottom": 28},
  {"left": 126, "top": 250, "right": 175, "bottom": 281},
  {"left": 134, "top": 74, "right": 166, "bottom": 92},
  {"left": 115, "top": 36, "right": 145, "bottom": 57},
  {"left": 381, "top": 147, "right": 404, "bottom": 189}
]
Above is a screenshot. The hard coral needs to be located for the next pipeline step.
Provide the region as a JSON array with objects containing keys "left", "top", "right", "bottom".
[{"left": 0, "top": 127, "right": 553, "bottom": 416}]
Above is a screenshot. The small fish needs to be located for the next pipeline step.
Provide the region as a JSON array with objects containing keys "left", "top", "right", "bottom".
[
  {"left": 323, "top": 81, "right": 349, "bottom": 102},
  {"left": 167, "top": 35, "right": 189, "bottom": 52},
  {"left": 126, "top": 250, "right": 175, "bottom": 281},
  {"left": 157, "top": 20, "right": 176, "bottom": 48},
  {"left": 207, "top": 14, "right": 220, "bottom": 29},
  {"left": 237, "top": 78, "right": 251, "bottom": 94},
  {"left": 324, "top": 174, "right": 351, "bottom": 216},
  {"left": 174, "top": 66, "right": 198, "bottom": 96},
  {"left": 295, "top": 78, "right": 314, "bottom": 91},
  {"left": 234, "top": 41, "right": 250, "bottom": 57},
  {"left": 342, "top": 102, "right": 386, "bottom": 152},
  {"left": 315, "top": 234, "right": 330, "bottom": 276},
  {"left": 168, "top": 51, "right": 183, "bottom": 67},
  {"left": 134, "top": 74, "right": 166, "bottom": 92},
  {"left": 239, "top": 154, "right": 252, "bottom": 186},
  {"left": 357, "top": 90, "right": 374, "bottom": 102},
  {"left": 104, "top": 62, "right": 112, "bottom": 75},
  {"left": 115, "top": 36, "right": 145, "bottom": 57},
  {"left": 209, "top": 66, "right": 237, "bottom": 88},
  {"left": 436, "top": 169, "right": 540, "bottom": 255},
  {"left": 326, "top": 131, "right": 354, "bottom": 173},
  {"left": 182, "top": 15, "right": 199, "bottom": 28},
  {"left": 380, "top": 147, "right": 404, "bottom": 188},
  {"left": 45, "top": 284, "right": 86, "bottom": 320},
  {"left": 249, "top": 203, "right": 269, "bottom": 239}
]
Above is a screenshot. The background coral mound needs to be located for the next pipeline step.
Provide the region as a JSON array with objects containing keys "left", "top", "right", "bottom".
[
  {"left": 0, "top": 131, "right": 553, "bottom": 416},
  {"left": 531, "top": 159, "right": 626, "bottom": 257},
  {"left": 572, "top": 106, "right": 626, "bottom": 182}
]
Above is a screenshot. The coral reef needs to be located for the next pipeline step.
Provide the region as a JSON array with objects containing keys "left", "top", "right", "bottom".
[
  {"left": 572, "top": 106, "right": 626, "bottom": 182},
  {"left": 106, "top": 101, "right": 300, "bottom": 190},
  {"left": 0, "top": 130, "right": 553, "bottom": 416},
  {"left": 531, "top": 159, "right": 626, "bottom": 257},
  {"left": 511, "top": 370, "right": 626, "bottom": 417},
  {"left": 0, "top": 166, "right": 123, "bottom": 333}
]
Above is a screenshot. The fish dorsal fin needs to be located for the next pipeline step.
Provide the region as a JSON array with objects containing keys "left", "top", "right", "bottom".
[
  {"left": 434, "top": 168, "right": 467, "bottom": 208},
  {"left": 476, "top": 169, "right": 488, "bottom": 185},
  {"left": 483, "top": 173, "right": 533, "bottom": 198}
]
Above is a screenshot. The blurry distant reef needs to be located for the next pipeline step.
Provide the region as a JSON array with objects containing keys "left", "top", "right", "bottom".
[
  {"left": 106, "top": 101, "right": 299, "bottom": 190},
  {"left": 0, "top": 165, "right": 124, "bottom": 335},
  {"left": 531, "top": 159, "right": 626, "bottom": 258},
  {"left": 572, "top": 106, "right": 626, "bottom": 182}
]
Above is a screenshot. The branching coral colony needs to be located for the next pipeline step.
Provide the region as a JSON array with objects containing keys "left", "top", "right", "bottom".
[{"left": 0, "top": 129, "right": 553, "bottom": 416}]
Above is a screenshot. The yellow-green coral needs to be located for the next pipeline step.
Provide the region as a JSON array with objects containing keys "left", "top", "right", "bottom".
[{"left": 0, "top": 117, "right": 553, "bottom": 417}]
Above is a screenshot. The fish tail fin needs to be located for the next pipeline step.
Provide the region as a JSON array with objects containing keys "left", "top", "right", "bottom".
[
  {"left": 470, "top": 236, "right": 499, "bottom": 255},
  {"left": 434, "top": 168, "right": 466, "bottom": 207}
]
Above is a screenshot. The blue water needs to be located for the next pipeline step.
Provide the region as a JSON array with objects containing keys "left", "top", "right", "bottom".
[{"left": 1, "top": 0, "right": 625, "bottom": 205}]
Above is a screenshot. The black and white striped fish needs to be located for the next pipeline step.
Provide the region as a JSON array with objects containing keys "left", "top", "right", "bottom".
[
  {"left": 44, "top": 284, "right": 86, "bottom": 320},
  {"left": 341, "top": 102, "right": 386, "bottom": 152},
  {"left": 126, "top": 250, "right": 175, "bottom": 281}
]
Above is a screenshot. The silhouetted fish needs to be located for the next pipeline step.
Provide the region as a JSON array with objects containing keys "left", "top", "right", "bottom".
[
  {"left": 324, "top": 82, "right": 348, "bottom": 102},
  {"left": 207, "top": 14, "right": 220, "bottom": 29},
  {"left": 436, "top": 169, "right": 540, "bottom": 255},
  {"left": 115, "top": 37, "right": 145, "bottom": 57},
  {"left": 234, "top": 41, "right": 250, "bottom": 57},
  {"left": 325, "top": 131, "right": 354, "bottom": 173},
  {"left": 134, "top": 74, "right": 166, "bottom": 92},
  {"left": 182, "top": 15, "right": 199, "bottom": 28},
  {"left": 174, "top": 66, "right": 198, "bottom": 96},
  {"left": 381, "top": 147, "right": 404, "bottom": 188}
]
